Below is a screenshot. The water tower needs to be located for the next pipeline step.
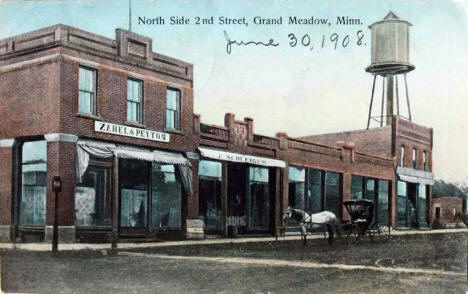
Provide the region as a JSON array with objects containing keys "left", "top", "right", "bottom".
[{"left": 366, "top": 11, "right": 414, "bottom": 129}]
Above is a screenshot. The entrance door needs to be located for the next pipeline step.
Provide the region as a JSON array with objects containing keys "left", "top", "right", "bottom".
[
  {"left": 407, "top": 183, "right": 418, "bottom": 228},
  {"left": 228, "top": 164, "right": 247, "bottom": 232},
  {"left": 119, "top": 159, "right": 149, "bottom": 234},
  {"left": 248, "top": 167, "right": 270, "bottom": 231},
  {"left": 75, "top": 165, "right": 112, "bottom": 227}
]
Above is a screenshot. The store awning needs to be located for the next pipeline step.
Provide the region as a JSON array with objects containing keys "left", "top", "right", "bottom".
[
  {"left": 396, "top": 166, "right": 434, "bottom": 185},
  {"left": 398, "top": 175, "right": 434, "bottom": 186},
  {"left": 198, "top": 147, "right": 286, "bottom": 168},
  {"left": 77, "top": 139, "right": 191, "bottom": 182}
]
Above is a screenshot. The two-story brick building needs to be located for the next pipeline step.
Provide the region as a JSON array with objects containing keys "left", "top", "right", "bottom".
[
  {"left": 0, "top": 24, "right": 430, "bottom": 243},
  {"left": 0, "top": 25, "right": 197, "bottom": 242}
]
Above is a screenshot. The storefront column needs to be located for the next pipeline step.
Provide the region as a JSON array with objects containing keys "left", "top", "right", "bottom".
[
  {"left": 281, "top": 164, "right": 289, "bottom": 223},
  {"left": 342, "top": 173, "right": 352, "bottom": 222},
  {"left": 391, "top": 179, "right": 397, "bottom": 228},
  {"left": 44, "top": 134, "right": 77, "bottom": 243},
  {"left": 0, "top": 139, "right": 15, "bottom": 242},
  {"left": 427, "top": 185, "right": 433, "bottom": 227},
  {"left": 274, "top": 167, "right": 282, "bottom": 228},
  {"left": 221, "top": 162, "right": 228, "bottom": 236},
  {"left": 186, "top": 159, "right": 199, "bottom": 219}
]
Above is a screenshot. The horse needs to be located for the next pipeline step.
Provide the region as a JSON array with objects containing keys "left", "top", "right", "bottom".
[{"left": 282, "top": 207, "right": 341, "bottom": 245}]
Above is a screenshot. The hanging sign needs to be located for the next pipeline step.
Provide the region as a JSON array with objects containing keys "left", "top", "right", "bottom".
[{"left": 95, "top": 121, "right": 170, "bottom": 143}]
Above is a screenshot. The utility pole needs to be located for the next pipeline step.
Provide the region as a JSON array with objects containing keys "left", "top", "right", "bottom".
[
  {"left": 52, "top": 176, "right": 62, "bottom": 253},
  {"left": 129, "top": 0, "right": 132, "bottom": 32}
]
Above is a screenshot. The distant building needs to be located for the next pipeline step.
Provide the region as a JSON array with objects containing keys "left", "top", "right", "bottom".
[{"left": 432, "top": 197, "right": 463, "bottom": 226}]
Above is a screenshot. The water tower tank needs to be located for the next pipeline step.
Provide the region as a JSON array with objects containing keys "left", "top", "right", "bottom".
[{"left": 366, "top": 11, "right": 415, "bottom": 75}]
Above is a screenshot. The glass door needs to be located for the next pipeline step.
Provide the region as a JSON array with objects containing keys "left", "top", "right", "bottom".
[
  {"left": 248, "top": 167, "right": 270, "bottom": 231},
  {"left": 119, "top": 159, "right": 149, "bottom": 233},
  {"left": 75, "top": 166, "right": 112, "bottom": 227}
]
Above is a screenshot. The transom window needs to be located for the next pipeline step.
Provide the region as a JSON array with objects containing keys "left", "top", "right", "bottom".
[
  {"left": 79, "top": 66, "right": 97, "bottom": 115},
  {"left": 166, "top": 88, "right": 181, "bottom": 131},
  {"left": 127, "top": 79, "right": 144, "bottom": 123}
]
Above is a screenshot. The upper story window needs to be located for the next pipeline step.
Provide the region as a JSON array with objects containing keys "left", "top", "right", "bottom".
[
  {"left": 79, "top": 66, "right": 97, "bottom": 115},
  {"left": 127, "top": 79, "right": 144, "bottom": 124},
  {"left": 412, "top": 148, "right": 418, "bottom": 169},
  {"left": 400, "top": 145, "right": 406, "bottom": 167},
  {"left": 166, "top": 88, "right": 181, "bottom": 131},
  {"left": 423, "top": 151, "right": 429, "bottom": 171}
]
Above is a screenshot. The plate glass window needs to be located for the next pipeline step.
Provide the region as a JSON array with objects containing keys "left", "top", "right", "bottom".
[
  {"left": 152, "top": 164, "right": 182, "bottom": 229},
  {"left": 397, "top": 181, "right": 407, "bottom": 227},
  {"left": 351, "top": 176, "right": 363, "bottom": 200},
  {"left": 79, "top": 67, "right": 97, "bottom": 115},
  {"left": 288, "top": 166, "right": 305, "bottom": 211},
  {"left": 127, "top": 79, "right": 144, "bottom": 123},
  {"left": 324, "top": 172, "right": 340, "bottom": 216},
  {"left": 19, "top": 140, "right": 47, "bottom": 225},
  {"left": 198, "top": 160, "right": 222, "bottom": 230},
  {"left": 75, "top": 166, "right": 112, "bottom": 227},
  {"left": 377, "top": 180, "right": 389, "bottom": 225},
  {"left": 166, "top": 88, "right": 181, "bottom": 130},
  {"left": 307, "top": 169, "right": 322, "bottom": 213},
  {"left": 120, "top": 159, "right": 148, "bottom": 228},
  {"left": 248, "top": 167, "right": 270, "bottom": 230}
]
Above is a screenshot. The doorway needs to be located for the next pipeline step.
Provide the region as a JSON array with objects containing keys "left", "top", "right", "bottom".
[{"left": 227, "top": 164, "right": 247, "bottom": 233}]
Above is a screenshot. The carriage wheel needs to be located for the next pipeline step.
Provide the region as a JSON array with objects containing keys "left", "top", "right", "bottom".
[
  {"left": 347, "top": 225, "right": 360, "bottom": 244},
  {"left": 369, "top": 223, "right": 390, "bottom": 243}
]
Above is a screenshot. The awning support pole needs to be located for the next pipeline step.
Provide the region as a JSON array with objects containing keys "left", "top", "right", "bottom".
[{"left": 111, "top": 156, "right": 119, "bottom": 252}]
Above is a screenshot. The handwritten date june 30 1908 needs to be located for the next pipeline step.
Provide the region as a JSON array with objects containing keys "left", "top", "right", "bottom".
[{"left": 224, "top": 30, "right": 366, "bottom": 54}]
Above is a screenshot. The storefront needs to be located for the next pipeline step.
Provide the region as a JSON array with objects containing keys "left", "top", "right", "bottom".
[
  {"left": 75, "top": 139, "right": 193, "bottom": 241},
  {"left": 289, "top": 167, "right": 342, "bottom": 219},
  {"left": 395, "top": 167, "right": 433, "bottom": 228},
  {"left": 351, "top": 176, "right": 390, "bottom": 225},
  {"left": 197, "top": 147, "right": 285, "bottom": 235}
]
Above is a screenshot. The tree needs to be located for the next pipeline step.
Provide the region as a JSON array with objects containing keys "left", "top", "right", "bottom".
[{"left": 432, "top": 180, "right": 466, "bottom": 198}]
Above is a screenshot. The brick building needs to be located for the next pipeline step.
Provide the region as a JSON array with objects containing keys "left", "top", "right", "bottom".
[
  {"left": 0, "top": 23, "right": 430, "bottom": 243},
  {"left": 432, "top": 197, "right": 463, "bottom": 226}
]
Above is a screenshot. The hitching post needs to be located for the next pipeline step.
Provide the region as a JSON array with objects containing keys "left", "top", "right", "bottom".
[{"left": 52, "top": 176, "right": 62, "bottom": 253}]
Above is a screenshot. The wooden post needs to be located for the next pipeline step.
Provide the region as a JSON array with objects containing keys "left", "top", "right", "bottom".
[
  {"left": 275, "top": 167, "right": 281, "bottom": 228},
  {"left": 111, "top": 156, "right": 119, "bottom": 251},
  {"left": 221, "top": 162, "right": 228, "bottom": 236}
]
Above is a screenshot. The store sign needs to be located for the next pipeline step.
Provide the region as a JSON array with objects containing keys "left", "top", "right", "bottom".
[
  {"left": 95, "top": 121, "right": 170, "bottom": 143},
  {"left": 198, "top": 147, "right": 286, "bottom": 168}
]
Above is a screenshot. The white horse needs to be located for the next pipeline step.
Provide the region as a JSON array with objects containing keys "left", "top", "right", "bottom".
[{"left": 282, "top": 207, "right": 341, "bottom": 245}]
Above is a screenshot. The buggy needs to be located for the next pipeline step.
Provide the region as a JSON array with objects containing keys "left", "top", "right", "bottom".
[{"left": 343, "top": 199, "right": 391, "bottom": 243}]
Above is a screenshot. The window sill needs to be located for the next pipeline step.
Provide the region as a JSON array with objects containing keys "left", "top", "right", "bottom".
[
  {"left": 165, "top": 129, "right": 184, "bottom": 135},
  {"left": 77, "top": 113, "right": 103, "bottom": 121},
  {"left": 125, "top": 121, "right": 146, "bottom": 128}
]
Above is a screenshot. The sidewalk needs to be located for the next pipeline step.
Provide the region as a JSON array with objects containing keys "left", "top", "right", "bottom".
[{"left": 0, "top": 228, "right": 466, "bottom": 251}]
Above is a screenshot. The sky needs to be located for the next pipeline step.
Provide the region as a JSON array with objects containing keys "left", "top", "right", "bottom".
[{"left": 0, "top": 0, "right": 467, "bottom": 184}]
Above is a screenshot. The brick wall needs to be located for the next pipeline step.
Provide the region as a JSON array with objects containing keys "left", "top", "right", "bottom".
[
  {"left": 0, "top": 60, "right": 61, "bottom": 138},
  {"left": 299, "top": 127, "right": 393, "bottom": 158},
  {"left": 0, "top": 146, "right": 13, "bottom": 225},
  {"left": 44, "top": 141, "right": 76, "bottom": 226},
  {"left": 395, "top": 117, "right": 433, "bottom": 171},
  {"left": 432, "top": 197, "right": 462, "bottom": 224}
]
